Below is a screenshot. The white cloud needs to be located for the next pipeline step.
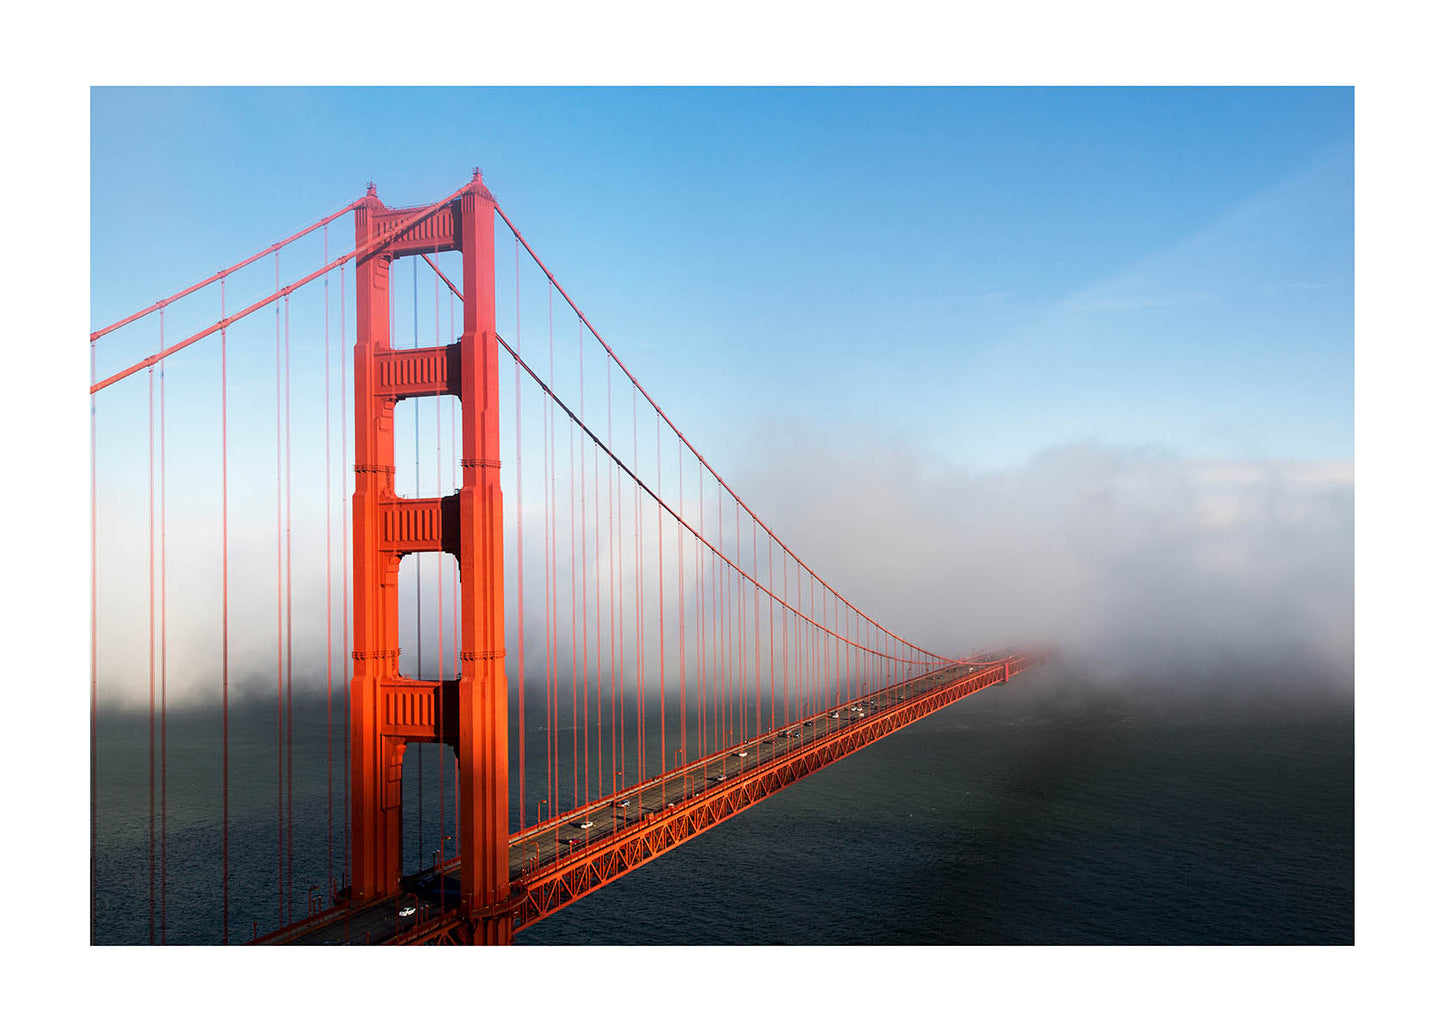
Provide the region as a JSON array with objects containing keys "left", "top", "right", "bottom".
[{"left": 736, "top": 425, "right": 1354, "bottom": 697}]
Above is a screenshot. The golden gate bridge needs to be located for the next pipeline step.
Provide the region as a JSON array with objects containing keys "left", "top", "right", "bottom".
[{"left": 90, "top": 169, "right": 1049, "bottom": 945}]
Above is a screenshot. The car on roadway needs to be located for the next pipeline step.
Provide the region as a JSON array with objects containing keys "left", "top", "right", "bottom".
[
  {"left": 575, "top": 820, "right": 594, "bottom": 829},
  {"left": 398, "top": 903, "right": 417, "bottom": 918},
  {"left": 712, "top": 775, "right": 727, "bottom": 782},
  {"left": 735, "top": 749, "right": 747, "bottom": 757}
]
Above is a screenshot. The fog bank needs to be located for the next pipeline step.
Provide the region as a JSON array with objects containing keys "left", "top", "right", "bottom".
[{"left": 735, "top": 426, "right": 1353, "bottom": 698}]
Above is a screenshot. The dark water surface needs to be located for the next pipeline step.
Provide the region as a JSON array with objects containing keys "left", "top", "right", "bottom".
[{"left": 93, "top": 665, "right": 1353, "bottom": 945}]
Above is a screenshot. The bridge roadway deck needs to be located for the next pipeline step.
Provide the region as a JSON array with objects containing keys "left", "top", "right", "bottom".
[{"left": 266, "top": 658, "right": 1008, "bottom": 944}]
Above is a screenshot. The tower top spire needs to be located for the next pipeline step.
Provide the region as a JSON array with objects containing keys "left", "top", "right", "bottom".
[{"left": 467, "top": 167, "right": 494, "bottom": 202}]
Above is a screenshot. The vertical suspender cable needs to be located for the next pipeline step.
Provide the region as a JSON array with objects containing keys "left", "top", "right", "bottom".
[
  {"left": 593, "top": 362, "right": 602, "bottom": 802},
  {"left": 696, "top": 460, "right": 705, "bottom": 764},
  {"left": 90, "top": 322, "right": 98, "bottom": 943},
  {"left": 735, "top": 501, "right": 743, "bottom": 742},
  {"left": 787, "top": 557, "right": 793, "bottom": 725},
  {"left": 147, "top": 362, "right": 155, "bottom": 945},
  {"left": 715, "top": 481, "right": 723, "bottom": 752},
  {"left": 823, "top": 590, "right": 830, "bottom": 711},
  {"left": 274, "top": 253, "right": 284, "bottom": 928},
  {"left": 703, "top": 476, "right": 711, "bottom": 757},
  {"left": 720, "top": 486, "right": 728, "bottom": 745},
  {"left": 220, "top": 279, "right": 230, "bottom": 943},
  {"left": 548, "top": 292, "right": 558, "bottom": 825},
  {"left": 723, "top": 489, "right": 728, "bottom": 748},
  {"left": 594, "top": 368, "right": 603, "bottom": 800},
  {"left": 549, "top": 286, "right": 559, "bottom": 816},
  {"left": 848, "top": 606, "right": 853, "bottom": 701},
  {"left": 608, "top": 362, "right": 617, "bottom": 800},
  {"left": 791, "top": 554, "right": 797, "bottom": 724},
  {"left": 570, "top": 342, "right": 578, "bottom": 811},
  {"left": 697, "top": 477, "right": 704, "bottom": 762},
  {"left": 719, "top": 482, "right": 726, "bottom": 747},
  {"left": 728, "top": 501, "right": 735, "bottom": 742},
  {"left": 516, "top": 236, "right": 525, "bottom": 831},
  {"left": 733, "top": 493, "right": 740, "bottom": 741},
  {"left": 743, "top": 505, "right": 750, "bottom": 741},
  {"left": 543, "top": 306, "right": 554, "bottom": 828},
  {"left": 728, "top": 503, "right": 735, "bottom": 741},
  {"left": 678, "top": 438, "right": 685, "bottom": 769},
  {"left": 284, "top": 290, "right": 294, "bottom": 923},
  {"left": 159, "top": 324, "right": 168, "bottom": 943},
  {"left": 801, "top": 564, "right": 807, "bottom": 720},
  {"left": 579, "top": 322, "right": 589, "bottom": 806},
  {"left": 539, "top": 313, "right": 550, "bottom": 830},
  {"left": 799, "top": 562, "right": 805, "bottom": 721},
  {"left": 780, "top": 549, "right": 787, "bottom": 726},
  {"left": 827, "top": 594, "right": 834, "bottom": 707},
  {"left": 324, "top": 229, "right": 334, "bottom": 895},
  {"left": 757, "top": 523, "right": 768, "bottom": 740},
  {"left": 739, "top": 508, "right": 746, "bottom": 742},
  {"left": 735, "top": 498, "right": 742, "bottom": 742},
  {"left": 656, "top": 409, "right": 664, "bottom": 779},
  {"left": 799, "top": 560, "right": 805, "bottom": 721},
  {"left": 551, "top": 359, "right": 561, "bottom": 856},
  {"left": 633, "top": 386, "right": 642, "bottom": 783},
  {"left": 341, "top": 266, "right": 351, "bottom": 879}
]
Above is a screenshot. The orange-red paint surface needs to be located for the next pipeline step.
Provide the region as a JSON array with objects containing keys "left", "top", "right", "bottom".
[{"left": 349, "top": 172, "right": 513, "bottom": 944}]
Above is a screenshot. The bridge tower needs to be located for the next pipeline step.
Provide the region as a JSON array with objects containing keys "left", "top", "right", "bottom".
[{"left": 349, "top": 170, "right": 512, "bottom": 944}]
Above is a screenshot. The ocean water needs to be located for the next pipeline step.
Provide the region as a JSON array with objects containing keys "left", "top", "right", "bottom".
[
  {"left": 92, "top": 664, "right": 1353, "bottom": 945},
  {"left": 517, "top": 667, "right": 1353, "bottom": 945}
]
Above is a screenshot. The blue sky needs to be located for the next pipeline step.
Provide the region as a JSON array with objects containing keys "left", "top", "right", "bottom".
[{"left": 91, "top": 87, "right": 1353, "bottom": 472}]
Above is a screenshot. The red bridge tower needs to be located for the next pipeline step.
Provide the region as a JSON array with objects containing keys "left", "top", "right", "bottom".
[{"left": 349, "top": 170, "right": 512, "bottom": 944}]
